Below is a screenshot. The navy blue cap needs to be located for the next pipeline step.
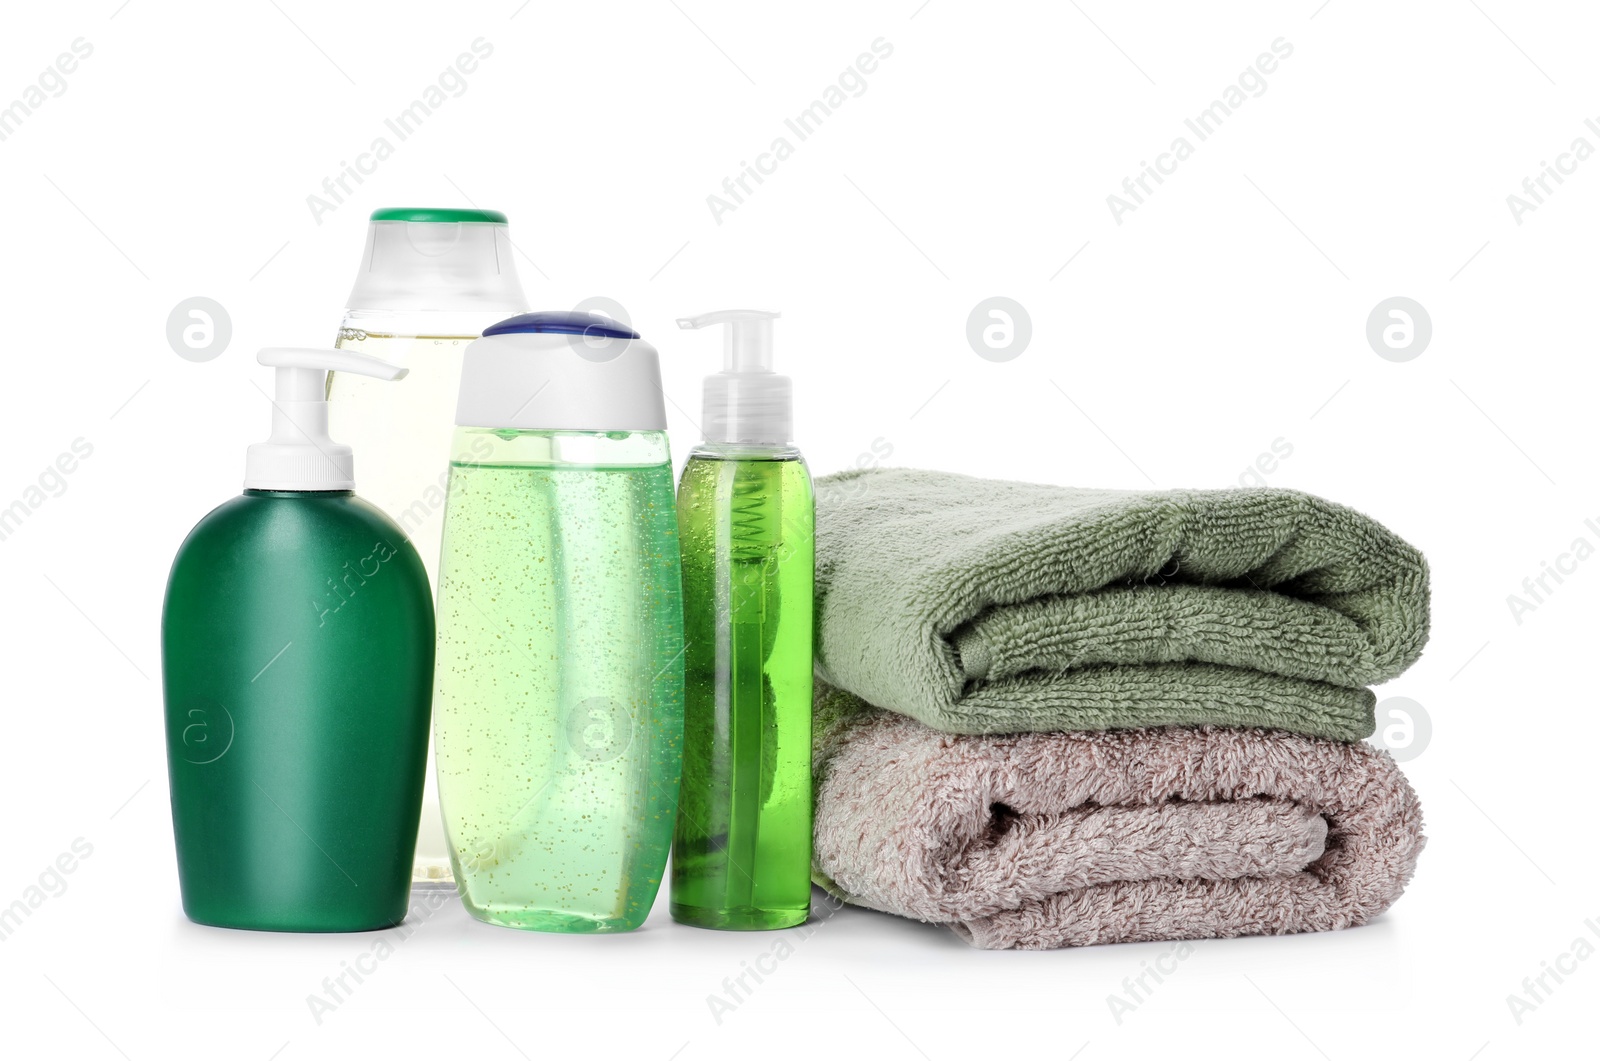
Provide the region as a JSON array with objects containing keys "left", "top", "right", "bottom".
[{"left": 483, "top": 310, "right": 639, "bottom": 340}]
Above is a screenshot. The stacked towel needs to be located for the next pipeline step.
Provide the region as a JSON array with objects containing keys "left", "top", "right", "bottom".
[{"left": 810, "top": 469, "right": 1429, "bottom": 949}]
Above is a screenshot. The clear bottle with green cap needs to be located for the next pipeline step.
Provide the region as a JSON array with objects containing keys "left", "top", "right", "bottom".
[{"left": 328, "top": 206, "right": 528, "bottom": 888}]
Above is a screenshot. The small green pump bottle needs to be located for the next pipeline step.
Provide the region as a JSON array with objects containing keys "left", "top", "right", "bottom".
[
  {"left": 671, "top": 310, "right": 814, "bottom": 931},
  {"left": 162, "top": 347, "right": 434, "bottom": 932}
]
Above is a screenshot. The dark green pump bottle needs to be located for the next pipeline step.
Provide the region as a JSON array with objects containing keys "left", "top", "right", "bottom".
[{"left": 162, "top": 348, "right": 434, "bottom": 932}]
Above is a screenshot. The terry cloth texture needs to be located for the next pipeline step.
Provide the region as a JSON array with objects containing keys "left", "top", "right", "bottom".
[
  {"left": 811, "top": 689, "right": 1426, "bottom": 950},
  {"left": 813, "top": 469, "right": 1429, "bottom": 740}
]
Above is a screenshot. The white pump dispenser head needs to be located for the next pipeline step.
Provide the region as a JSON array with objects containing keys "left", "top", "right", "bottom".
[
  {"left": 245, "top": 347, "right": 407, "bottom": 491},
  {"left": 677, "top": 309, "right": 790, "bottom": 445}
]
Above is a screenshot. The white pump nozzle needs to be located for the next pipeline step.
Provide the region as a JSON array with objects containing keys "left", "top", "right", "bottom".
[
  {"left": 678, "top": 310, "right": 790, "bottom": 445},
  {"left": 245, "top": 347, "right": 408, "bottom": 491}
]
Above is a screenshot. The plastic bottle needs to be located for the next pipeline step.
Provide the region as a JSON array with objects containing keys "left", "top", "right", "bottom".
[
  {"left": 670, "top": 309, "right": 814, "bottom": 931},
  {"left": 328, "top": 206, "right": 528, "bottom": 888},
  {"left": 433, "top": 311, "right": 685, "bottom": 932},
  {"left": 162, "top": 348, "right": 434, "bottom": 931}
]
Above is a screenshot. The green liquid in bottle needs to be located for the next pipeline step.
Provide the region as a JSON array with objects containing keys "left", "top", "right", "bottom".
[
  {"left": 671, "top": 450, "right": 814, "bottom": 930},
  {"left": 433, "top": 429, "right": 684, "bottom": 932}
]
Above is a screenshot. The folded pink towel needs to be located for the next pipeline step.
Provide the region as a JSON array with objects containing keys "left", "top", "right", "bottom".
[{"left": 812, "top": 690, "right": 1425, "bottom": 949}]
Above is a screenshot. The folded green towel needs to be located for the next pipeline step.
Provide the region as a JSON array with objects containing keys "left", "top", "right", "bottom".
[{"left": 813, "top": 469, "right": 1429, "bottom": 740}]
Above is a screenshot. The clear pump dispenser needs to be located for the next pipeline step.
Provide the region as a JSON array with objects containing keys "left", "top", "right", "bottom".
[{"left": 670, "top": 310, "right": 815, "bottom": 931}]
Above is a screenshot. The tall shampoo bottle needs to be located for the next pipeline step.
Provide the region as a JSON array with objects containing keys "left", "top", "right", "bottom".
[
  {"left": 670, "top": 310, "right": 814, "bottom": 930},
  {"left": 327, "top": 207, "right": 529, "bottom": 890},
  {"left": 433, "top": 312, "right": 685, "bottom": 933},
  {"left": 162, "top": 348, "right": 434, "bottom": 931}
]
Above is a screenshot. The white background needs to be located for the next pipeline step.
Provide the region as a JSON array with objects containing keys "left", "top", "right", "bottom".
[{"left": 1, "top": 1, "right": 1595, "bottom": 1058}]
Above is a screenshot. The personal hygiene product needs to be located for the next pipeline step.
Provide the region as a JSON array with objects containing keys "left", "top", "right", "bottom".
[
  {"left": 329, "top": 207, "right": 528, "bottom": 574},
  {"left": 432, "top": 311, "right": 685, "bottom": 932},
  {"left": 162, "top": 348, "right": 434, "bottom": 932},
  {"left": 329, "top": 206, "right": 528, "bottom": 886},
  {"left": 670, "top": 310, "right": 814, "bottom": 931},
  {"left": 812, "top": 691, "right": 1426, "bottom": 950},
  {"left": 812, "top": 469, "right": 1430, "bottom": 740}
]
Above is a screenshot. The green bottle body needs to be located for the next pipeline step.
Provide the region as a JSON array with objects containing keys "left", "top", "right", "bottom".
[
  {"left": 671, "top": 446, "right": 815, "bottom": 930},
  {"left": 162, "top": 490, "right": 434, "bottom": 932},
  {"left": 433, "top": 428, "right": 685, "bottom": 932}
]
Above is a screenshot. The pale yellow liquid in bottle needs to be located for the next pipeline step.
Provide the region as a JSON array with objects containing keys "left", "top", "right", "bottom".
[{"left": 328, "top": 330, "right": 474, "bottom": 885}]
